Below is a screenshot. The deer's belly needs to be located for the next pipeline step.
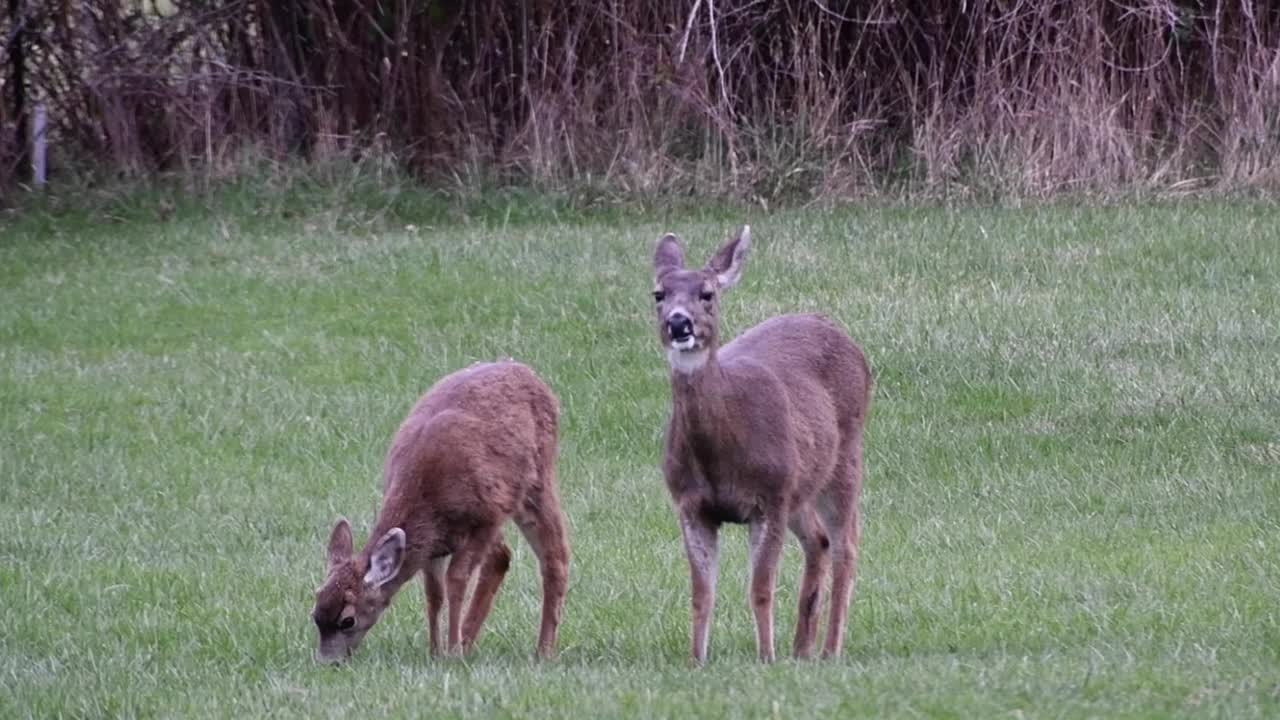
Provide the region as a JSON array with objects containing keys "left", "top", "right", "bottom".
[
  {"left": 701, "top": 500, "right": 752, "bottom": 525},
  {"left": 697, "top": 483, "right": 763, "bottom": 525}
]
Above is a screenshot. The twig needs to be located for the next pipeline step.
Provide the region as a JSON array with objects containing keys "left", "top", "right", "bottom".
[
  {"left": 677, "top": 0, "right": 703, "bottom": 65},
  {"left": 811, "top": 0, "right": 896, "bottom": 25},
  {"left": 706, "top": 0, "right": 731, "bottom": 112}
]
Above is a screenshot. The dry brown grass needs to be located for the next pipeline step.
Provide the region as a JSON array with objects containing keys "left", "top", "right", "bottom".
[{"left": 2, "top": 1, "right": 1278, "bottom": 199}]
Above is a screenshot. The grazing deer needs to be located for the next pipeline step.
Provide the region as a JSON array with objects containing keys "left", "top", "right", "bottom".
[
  {"left": 312, "top": 361, "right": 570, "bottom": 663},
  {"left": 651, "top": 226, "right": 872, "bottom": 664}
]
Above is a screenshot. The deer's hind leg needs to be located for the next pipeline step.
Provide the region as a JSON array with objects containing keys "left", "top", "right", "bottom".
[
  {"left": 819, "top": 433, "right": 863, "bottom": 658},
  {"left": 788, "top": 505, "right": 831, "bottom": 659},
  {"left": 461, "top": 533, "right": 513, "bottom": 652},
  {"left": 444, "top": 527, "right": 501, "bottom": 655},
  {"left": 514, "top": 487, "right": 570, "bottom": 659}
]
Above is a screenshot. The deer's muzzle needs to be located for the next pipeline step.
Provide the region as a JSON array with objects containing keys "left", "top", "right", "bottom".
[{"left": 667, "top": 312, "right": 694, "bottom": 344}]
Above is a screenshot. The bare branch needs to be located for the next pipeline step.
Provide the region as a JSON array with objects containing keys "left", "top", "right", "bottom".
[{"left": 677, "top": 0, "right": 703, "bottom": 66}]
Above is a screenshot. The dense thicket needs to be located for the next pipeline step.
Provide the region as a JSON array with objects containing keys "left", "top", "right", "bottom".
[{"left": 3, "top": 1, "right": 1278, "bottom": 197}]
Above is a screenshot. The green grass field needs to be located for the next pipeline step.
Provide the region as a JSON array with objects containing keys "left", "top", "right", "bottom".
[{"left": 2, "top": 190, "right": 1278, "bottom": 718}]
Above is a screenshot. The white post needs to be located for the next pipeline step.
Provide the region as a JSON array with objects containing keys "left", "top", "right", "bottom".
[{"left": 32, "top": 102, "right": 47, "bottom": 186}]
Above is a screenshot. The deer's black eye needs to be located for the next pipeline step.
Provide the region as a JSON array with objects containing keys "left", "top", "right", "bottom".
[
  {"left": 653, "top": 291, "right": 666, "bottom": 303},
  {"left": 338, "top": 616, "right": 356, "bottom": 631},
  {"left": 700, "top": 291, "right": 714, "bottom": 302}
]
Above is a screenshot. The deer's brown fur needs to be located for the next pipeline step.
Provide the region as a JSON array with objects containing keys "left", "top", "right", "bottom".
[
  {"left": 652, "top": 226, "right": 872, "bottom": 663},
  {"left": 312, "top": 360, "right": 569, "bottom": 662}
]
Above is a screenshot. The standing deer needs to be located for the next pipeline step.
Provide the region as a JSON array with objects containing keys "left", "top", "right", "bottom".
[
  {"left": 651, "top": 226, "right": 872, "bottom": 664},
  {"left": 312, "top": 360, "right": 570, "bottom": 663}
]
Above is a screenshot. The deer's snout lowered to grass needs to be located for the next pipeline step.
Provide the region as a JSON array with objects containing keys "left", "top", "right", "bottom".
[
  {"left": 312, "top": 361, "right": 570, "bottom": 663},
  {"left": 652, "top": 226, "right": 873, "bottom": 664}
]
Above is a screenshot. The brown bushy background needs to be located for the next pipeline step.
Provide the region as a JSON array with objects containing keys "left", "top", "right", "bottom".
[{"left": 3, "top": 0, "right": 1278, "bottom": 199}]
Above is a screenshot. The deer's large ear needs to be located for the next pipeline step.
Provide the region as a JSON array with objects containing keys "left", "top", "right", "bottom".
[
  {"left": 654, "top": 233, "right": 685, "bottom": 279},
  {"left": 707, "top": 225, "right": 751, "bottom": 289},
  {"left": 364, "top": 528, "right": 406, "bottom": 588},
  {"left": 327, "top": 517, "right": 353, "bottom": 568}
]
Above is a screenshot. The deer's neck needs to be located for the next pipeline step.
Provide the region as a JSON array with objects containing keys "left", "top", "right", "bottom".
[
  {"left": 368, "top": 505, "right": 443, "bottom": 579},
  {"left": 669, "top": 348, "right": 730, "bottom": 433}
]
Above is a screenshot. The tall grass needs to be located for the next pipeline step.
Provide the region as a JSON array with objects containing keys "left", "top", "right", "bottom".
[{"left": 3, "top": 1, "right": 1279, "bottom": 198}]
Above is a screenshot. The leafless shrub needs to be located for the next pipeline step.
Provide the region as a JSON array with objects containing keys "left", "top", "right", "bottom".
[{"left": 1, "top": 0, "right": 1277, "bottom": 198}]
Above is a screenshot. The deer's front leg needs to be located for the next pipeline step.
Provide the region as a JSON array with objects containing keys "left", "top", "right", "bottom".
[
  {"left": 748, "top": 509, "right": 786, "bottom": 662},
  {"left": 423, "top": 556, "right": 448, "bottom": 656},
  {"left": 679, "top": 509, "right": 720, "bottom": 665}
]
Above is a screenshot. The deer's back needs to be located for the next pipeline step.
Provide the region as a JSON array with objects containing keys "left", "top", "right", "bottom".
[
  {"left": 721, "top": 313, "right": 871, "bottom": 438},
  {"left": 381, "top": 361, "right": 559, "bottom": 522},
  {"left": 412, "top": 361, "right": 559, "bottom": 428}
]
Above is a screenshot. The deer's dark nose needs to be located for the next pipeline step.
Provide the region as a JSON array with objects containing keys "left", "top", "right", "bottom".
[{"left": 667, "top": 313, "right": 693, "bottom": 341}]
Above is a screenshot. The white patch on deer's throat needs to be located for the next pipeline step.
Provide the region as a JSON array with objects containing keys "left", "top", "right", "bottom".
[{"left": 668, "top": 346, "right": 709, "bottom": 374}]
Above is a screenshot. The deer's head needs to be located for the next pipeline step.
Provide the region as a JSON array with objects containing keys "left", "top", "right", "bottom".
[
  {"left": 311, "top": 518, "right": 405, "bottom": 663},
  {"left": 652, "top": 226, "right": 751, "bottom": 373}
]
